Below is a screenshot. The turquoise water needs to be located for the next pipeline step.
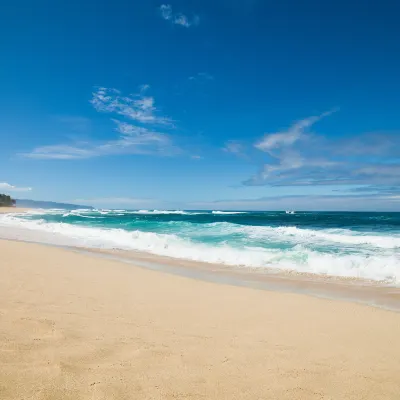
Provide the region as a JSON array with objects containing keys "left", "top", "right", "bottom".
[{"left": 1, "top": 209, "right": 399, "bottom": 282}]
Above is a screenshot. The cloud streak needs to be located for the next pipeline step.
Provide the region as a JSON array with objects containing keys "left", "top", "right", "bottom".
[
  {"left": 190, "top": 193, "right": 400, "bottom": 212},
  {"left": 22, "top": 86, "right": 179, "bottom": 160},
  {"left": 90, "top": 87, "right": 172, "bottom": 126},
  {"left": 244, "top": 110, "right": 400, "bottom": 190},
  {"left": 223, "top": 140, "right": 245, "bottom": 155},
  {"left": 255, "top": 109, "right": 336, "bottom": 152},
  {"left": 159, "top": 4, "right": 199, "bottom": 28},
  {"left": 0, "top": 182, "right": 32, "bottom": 192},
  {"left": 22, "top": 121, "right": 176, "bottom": 160}
]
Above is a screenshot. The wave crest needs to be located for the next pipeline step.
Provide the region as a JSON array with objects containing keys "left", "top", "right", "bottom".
[{"left": 0, "top": 213, "right": 399, "bottom": 283}]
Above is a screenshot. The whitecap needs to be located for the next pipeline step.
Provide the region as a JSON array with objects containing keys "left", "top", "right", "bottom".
[{"left": 0, "top": 213, "right": 399, "bottom": 283}]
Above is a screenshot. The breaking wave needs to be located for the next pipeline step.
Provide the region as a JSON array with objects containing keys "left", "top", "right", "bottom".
[{"left": 0, "top": 209, "right": 399, "bottom": 283}]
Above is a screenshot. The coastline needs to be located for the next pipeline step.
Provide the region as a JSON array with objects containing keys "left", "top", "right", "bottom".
[
  {"left": 0, "top": 209, "right": 399, "bottom": 312},
  {"left": 2, "top": 235, "right": 400, "bottom": 312},
  {"left": 91, "top": 248, "right": 400, "bottom": 312},
  {"left": 1, "top": 238, "right": 400, "bottom": 399}
]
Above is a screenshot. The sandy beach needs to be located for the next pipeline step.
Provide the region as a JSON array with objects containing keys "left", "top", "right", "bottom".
[
  {"left": 1, "top": 239, "right": 400, "bottom": 399},
  {"left": 3, "top": 0, "right": 400, "bottom": 397},
  {"left": 0, "top": 207, "right": 31, "bottom": 214}
]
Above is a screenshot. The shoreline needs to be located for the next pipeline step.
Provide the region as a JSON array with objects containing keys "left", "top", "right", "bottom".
[
  {"left": 1, "top": 238, "right": 400, "bottom": 399},
  {"left": 0, "top": 209, "right": 399, "bottom": 312},
  {"left": 2, "top": 235, "right": 400, "bottom": 312},
  {"left": 0, "top": 214, "right": 397, "bottom": 285},
  {"left": 0, "top": 208, "right": 399, "bottom": 312},
  {"left": 98, "top": 248, "right": 400, "bottom": 312},
  {"left": 0, "top": 208, "right": 398, "bottom": 284}
]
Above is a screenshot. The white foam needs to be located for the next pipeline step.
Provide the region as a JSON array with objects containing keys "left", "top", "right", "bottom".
[
  {"left": 200, "top": 222, "right": 400, "bottom": 250},
  {"left": 212, "top": 211, "right": 246, "bottom": 215},
  {"left": 269, "top": 226, "right": 400, "bottom": 249},
  {"left": 134, "top": 210, "right": 197, "bottom": 215},
  {"left": 0, "top": 213, "right": 399, "bottom": 283}
]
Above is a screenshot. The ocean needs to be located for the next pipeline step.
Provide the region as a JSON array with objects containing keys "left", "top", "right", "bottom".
[{"left": 1, "top": 209, "right": 399, "bottom": 283}]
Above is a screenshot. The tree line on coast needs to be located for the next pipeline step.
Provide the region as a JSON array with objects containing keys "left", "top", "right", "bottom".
[{"left": 0, "top": 194, "right": 16, "bottom": 207}]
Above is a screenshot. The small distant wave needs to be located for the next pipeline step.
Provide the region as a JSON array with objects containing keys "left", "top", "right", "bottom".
[
  {"left": 23, "top": 208, "right": 66, "bottom": 215},
  {"left": 27, "top": 208, "right": 204, "bottom": 216},
  {"left": 62, "top": 210, "right": 96, "bottom": 217},
  {"left": 134, "top": 210, "right": 198, "bottom": 215},
  {"left": 212, "top": 211, "right": 246, "bottom": 215}
]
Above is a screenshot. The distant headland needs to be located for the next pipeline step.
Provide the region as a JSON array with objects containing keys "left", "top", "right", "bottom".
[{"left": 15, "top": 199, "right": 93, "bottom": 210}]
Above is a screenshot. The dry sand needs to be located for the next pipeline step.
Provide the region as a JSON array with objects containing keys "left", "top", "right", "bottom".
[{"left": 1, "top": 239, "right": 400, "bottom": 399}]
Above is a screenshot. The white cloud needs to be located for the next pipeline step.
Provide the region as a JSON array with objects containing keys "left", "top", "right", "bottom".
[
  {"left": 173, "top": 14, "right": 191, "bottom": 27},
  {"left": 91, "top": 86, "right": 173, "bottom": 126},
  {"left": 22, "top": 85, "right": 179, "bottom": 160},
  {"left": 245, "top": 110, "right": 400, "bottom": 187},
  {"left": 246, "top": 109, "right": 339, "bottom": 185},
  {"left": 24, "top": 145, "right": 95, "bottom": 160},
  {"left": 255, "top": 109, "right": 337, "bottom": 153},
  {"left": 112, "top": 119, "right": 170, "bottom": 145},
  {"left": 139, "top": 84, "right": 150, "bottom": 93},
  {"left": 23, "top": 121, "right": 176, "bottom": 160},
  {"left": 160, "top": 4, "right": 173, "bottom": 20},
  {"left": 0, "top": 182, "right": 32, "bottom": 192},
  {"left": 159, "top": 4, "right": 199, "bottom": 27}
]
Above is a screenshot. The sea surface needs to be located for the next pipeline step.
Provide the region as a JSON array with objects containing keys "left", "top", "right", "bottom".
[{"left": 1, "top": 209, "right": 399, "bottom": 283}]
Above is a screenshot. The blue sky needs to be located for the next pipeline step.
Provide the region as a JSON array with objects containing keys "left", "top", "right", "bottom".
[{"left": 1, "top": 0, "right": 400, "bottom": 210}]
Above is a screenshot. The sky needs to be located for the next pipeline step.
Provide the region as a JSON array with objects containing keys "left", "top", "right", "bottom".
[{"left": 1, "top": 0, "right": 400, "bottom": 211}]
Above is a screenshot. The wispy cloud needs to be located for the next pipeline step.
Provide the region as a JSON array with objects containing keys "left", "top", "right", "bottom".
[
  {"left": 255, "top": 109, "right": 337, "bottom": 153},
  {"left": 139, "top": 84, "right": 150, "bottom": 93},
  {"left": 188, "top": 72, "right": 214, "bottom": 81},
  {"left": 223, "top": 140, "right": 245, "bottom": 155},
  {"left": 90, "top": 87, "right": 173, "bottom": 126},
  {"left": 0, "top": 182, "right": 32, "bottom": 192},
  {"left": 160, "top": 4, "right": 173, "bottom": 20},
  {"left": 22, "top": 86, "right": 179, "bottom": 160},
  {"left": 23, "top": 145, "right": 95, "bottom": 160},
  {"left": 246, "top": 111, "right": 337, "bottom": 185},
  {"left": 22, "top": 121, "right": 176, "bottom": 160},
  {"left": 159, "top": 4, "right": 199, "bottom": 28},
  {"left": 243, "top": 109, "right": 400, "bottom": 190}
]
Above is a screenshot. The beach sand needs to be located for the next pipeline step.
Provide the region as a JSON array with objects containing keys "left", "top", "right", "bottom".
[
  {"left": 1, "top": 239, "right": 400, "bottom": 399},
  {"left": 0, "top": 207, "right": 31, "bottom": 214}
]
